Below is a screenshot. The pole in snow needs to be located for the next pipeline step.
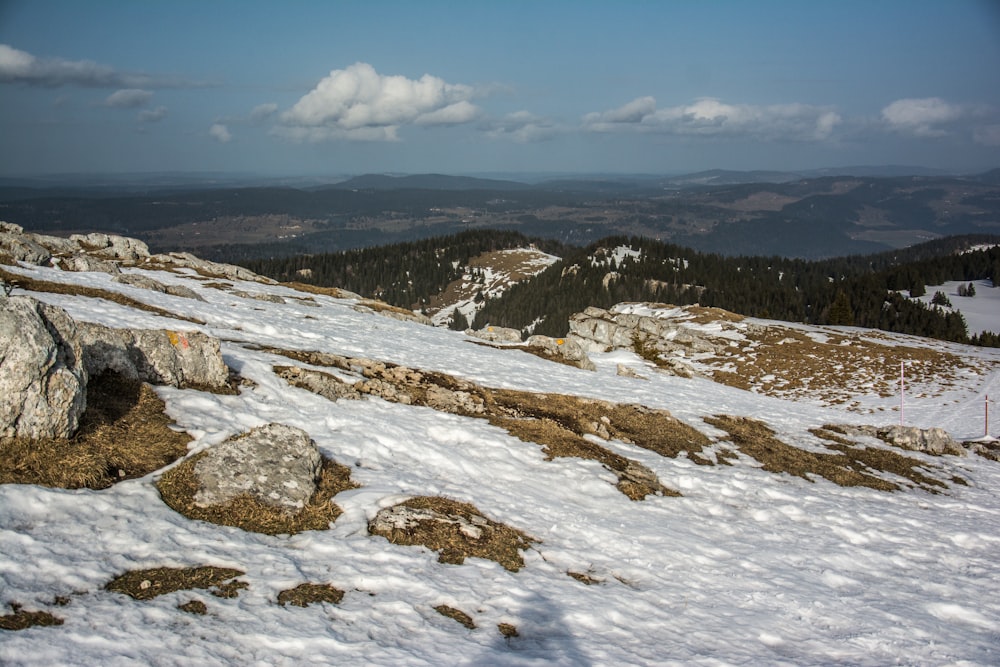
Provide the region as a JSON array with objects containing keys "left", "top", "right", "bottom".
[
  {"left": 987, "top": 395, "right": 991, "bottom": 439},
  {"left": 900, "top": 361, "right": 905, "bottom": 426}
]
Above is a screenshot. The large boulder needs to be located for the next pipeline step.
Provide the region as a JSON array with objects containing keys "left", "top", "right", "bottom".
[
  {"left": 0, "top": 296, "right": 88, "bottom": 439},
  {"left": 191, "top": 424, "right": 323, "bottom": 514},
  {"left": 77, "top": 323, "right": 230, "bottom": 391}
]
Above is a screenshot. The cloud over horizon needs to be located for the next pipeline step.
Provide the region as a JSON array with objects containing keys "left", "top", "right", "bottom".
[
  {"left": 583, "top": 97, "right": 842, "bottom": 142},
  {"left": 879, "top": 97, "right": 1000, "bottom": 147},
  {"left": 277, "top": 62, "right": 482, "bottom": 142}
]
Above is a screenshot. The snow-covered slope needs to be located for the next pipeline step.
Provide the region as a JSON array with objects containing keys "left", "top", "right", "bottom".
[{"left": 2, "top": 256, "right": 1000, "bottom": 666}]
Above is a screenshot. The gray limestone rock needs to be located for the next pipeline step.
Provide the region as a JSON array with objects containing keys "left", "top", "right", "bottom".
[
  {"left": 525, "top": 334, "right": 596, "bottom": 371},
  {"left": 57, "top": 254, "right": 121, "bottom": 274},
  {"left": 192, "top": 423, "right": 322, "bottom": 513},
  {"left": 70, "top": 233, "right": 150, "bottom": 262},
  {"left": 0, "top": 297, "right": 88, "bottom": 439},
  {"left": 0, "top": 233, "right": 52, "bottom": 265},
  {"left": 77, "top": 322, "right": 230, "bottom": 391},
  {"left": 468, "top": 325, "right": 523, "bottom": 343},
  {"left": 842, "top": 425, "right": 965, "bottom": 456}
]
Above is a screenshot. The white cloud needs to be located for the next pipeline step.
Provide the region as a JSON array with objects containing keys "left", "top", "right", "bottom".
[
  {"left": 104, "top": 88, "right": 153, "bottom": 108},
  {"left": 0, "top": 43, "right": 204, "bottom": 88},
  {"left": 881, "top": 97, "right": 966, "bottom": 137},
  {"left": 277, "top": 62, "right": 481, "bottom": 142},
  {"left": 583, "top": 96, "right": 841, "bottom": 141},
  {"left": 138, "top": 106, "right": 167, "bottom": 123},
  {"left": 484, "top": 111, "right": 559, "bottom": 143},
  {"left": 209, "top": 123, "right": 232, "bottom": 143},
  {"left": 250, "top": 103, "right": 278, "bottom": 122}
]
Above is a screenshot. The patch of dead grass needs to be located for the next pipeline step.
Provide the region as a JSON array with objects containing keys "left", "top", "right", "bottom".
[
  {"left": 434, "top": 604, "right": 476, "bottom": 628},
  {"left": 0, "top": 372, "right": 191, "bottom": 489},
  {"left": 498, "top": 622, "right": 519, "bottom": 638},
  {"left": 178, "top": 599, "right": 208, "bottom": 614},
  {"left": 277, "top": 583, "right": 344, "bottom": 607},
  {"left": 369, "top": 496, "right": 534, "bottom": 572},
  {"left": 265, "top": 346, "right": 687, "bottom": 500},
  {"left": 705, "top": 325, "right": 976, "bottom": 407},
  {"left": 157, "top": 454, "right": 356, "bottom": 535},
  {"left": 0, "top": 266, "right": 203, "bottom": 324},
  {"left": 707, "top": 415, "right": 948, "bottom": 492},
  {"left": 567, "top": 571, "right": 601, "bottom": 585},
  {"left": 281, "top": 281, "right": 358, "bottom": 299},
  {"left": 0, "top": 603, "right": 64, "bottom": 631},
  {"left": 105, "top": 566, "right": 247, "bottom": 601}
]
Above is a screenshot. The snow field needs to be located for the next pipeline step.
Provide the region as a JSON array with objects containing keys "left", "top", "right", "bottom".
[{"left": 2, "top": 261, "right": 1000, "bottom": 665}]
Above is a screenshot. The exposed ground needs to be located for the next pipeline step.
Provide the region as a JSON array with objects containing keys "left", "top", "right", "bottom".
[
  {"left": 0, "top": 373, "right": 191, "bottom": 489},
  {"left": 157, "top": 454, "right": 356, "bottom": 535}
]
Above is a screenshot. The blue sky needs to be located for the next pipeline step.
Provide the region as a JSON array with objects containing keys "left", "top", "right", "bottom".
[{"left": 1, "top": 0, "right": 998, "bottom": 177}]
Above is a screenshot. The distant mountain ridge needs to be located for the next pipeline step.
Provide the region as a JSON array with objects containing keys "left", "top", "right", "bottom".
[{"left": 326, "top": 173, "right": 533, "bottom": 191}]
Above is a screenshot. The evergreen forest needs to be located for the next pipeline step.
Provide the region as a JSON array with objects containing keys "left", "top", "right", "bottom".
[{"left": 242, "top": 231, "right": 1000, "bottom": 347}]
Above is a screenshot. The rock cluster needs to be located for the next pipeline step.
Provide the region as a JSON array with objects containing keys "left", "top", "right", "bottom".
[
  {"left": 569, "top": 305, "right": 726, "bottom": 359},
  {"left": 1, "top": 295, "right": 231, "bottom": 439},
  {"left": 77, "top": 323, "right": 230, "bottom": 391},
  {"left": 840, "top": 425, "right": 966, "bottom": 456}
]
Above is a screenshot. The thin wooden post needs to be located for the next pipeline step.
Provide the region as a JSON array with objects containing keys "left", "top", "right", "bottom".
[{"left": 900, "top": 361, "right": 905, "bottom": 426}]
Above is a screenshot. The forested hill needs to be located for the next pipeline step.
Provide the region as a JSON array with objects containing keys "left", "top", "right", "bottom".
[
  {"left": 475, "top": 234, "right": 1000, "bottom": 344},
  {"left": 242, "top": 229, "right": 568, "bottom": 311},
  {"left": 242, "top": 229, "right": 1000, "bottom": 347}
]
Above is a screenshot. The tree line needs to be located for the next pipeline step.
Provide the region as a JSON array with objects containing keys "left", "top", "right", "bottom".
[{"left": 241, "top": 230, "right": 1000, "bottom": 347}]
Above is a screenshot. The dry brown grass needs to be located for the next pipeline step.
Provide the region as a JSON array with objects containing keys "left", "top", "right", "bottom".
[
  {"left": 369, "top": 496, "right": 534, "bottom": 572},
  {"left": 707, "top": 415, "right": 948, "bottom": 492},
  {"left": 265, "top": 346, "right": 689, "bottom": 500},
  {"left": 567, "top": 571, "right": 601, "bottom": 585},
  {"left": 704, "top": 325, "right": 976, "bottom": 407},
  {"left": 281, "top": 281, "right": 358, "bottom": 299},
  {"left": 497, "top": 622, "right": 519, "bottom": 638},
  {"left": 157, "top": 455, "right": 356, "bottom": 535},
  {"left": 0, "top": 266, "right": 203, "bottom": 324},
  {"left": 434, "top": 605, "right": 476, "bottom": 629},
  {"left": 277, "top": 583, "right": 344, "bottom": 607},
  {"left": 178, "top": 600, "right": 208, "bottom": 614},
  {"left": 0, "top": 603, "right": 64, "bottom": 631},
  {"left": 0, "top": 373, "right": 191, "bottom": 489},
  {"left": 105, "top": 566, "right": 247, "bottom": 601}
]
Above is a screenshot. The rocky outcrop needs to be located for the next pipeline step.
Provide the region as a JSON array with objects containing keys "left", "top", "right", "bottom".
[
  {"left": 191, "top": 424, "right": 323, "bottom": 514},
  {"left": 0, "top": 296, "right": 87, "bottom": 439},
  {"left": 149, "top": 252, "right": 275, "bottom": 284},
  {"left": 524, "top": 335, "right": 596, "bottom": 371},
  {"left": 70, "top": 233, "right": 150, "bottom": 262},
  {"left": 115, "top": 273, "right": 205, "bottom": 301},
  {"left": 77, "top": 323, "right": 230, "bottom": 391},
  {"left": 840, "top": 425, "right": 966, "bottom": 456},
  {"left": 0, "top": 233, "right": 52, "bottom": 265},
  {"left": 467, "top": 326, "right": 522, "bottom": 344},
  {"left": 56, "top": 254, "right": 121, "bottom": 274}
]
